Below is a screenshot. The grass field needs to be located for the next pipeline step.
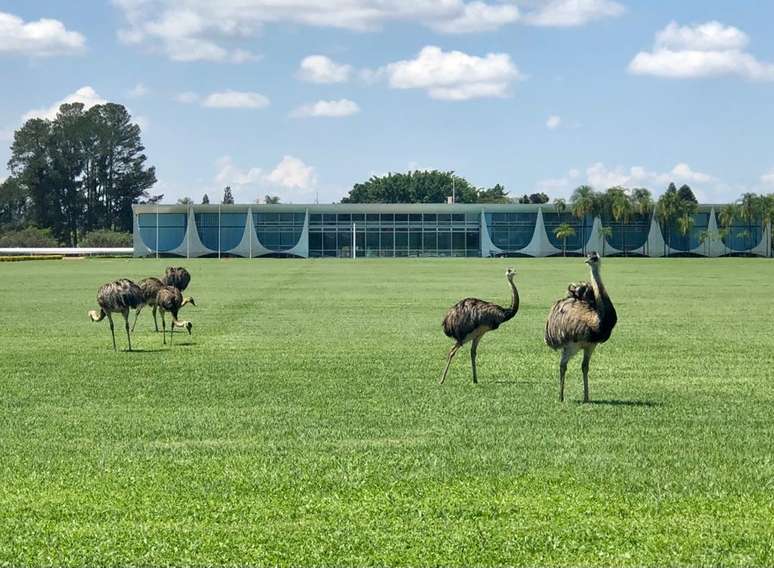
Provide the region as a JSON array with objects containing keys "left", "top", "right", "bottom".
[{"left": 1, "top": 257, "right": 772, "bottom": 567}]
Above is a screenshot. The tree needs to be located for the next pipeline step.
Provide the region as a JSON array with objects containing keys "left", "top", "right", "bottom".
[
  {"left": 738, "top": 193, "right": 761, "bottom": 253},
  {"left": 343, "top": 171, "right": 480, "bottom": 203},
  {"left": 0, "top": 177, "right": 30, "bottom": 231},
  {"left": 263, "top": 195, "right": 281, "bottom": 204},
  {"left": 608, "top": 187, "right": 633, "bottom": 256},
  {"left": 201, "top": 194, "right": 210, "bottom": 204},
  {"left": 656, "top": 184, "right": 681, "bottom": 256},
  {"left": 517, "top": 194, "right": 530, "bottom": 204},
  {"left": 677, "top": 184, "right": 698, "bottom": 203},
  {"left": 553, "top": 197, "right": 566, "bottom": 216},
  {"left": 222, "top": 186, "right": 234, "bottom": 205},
  {"left": 598, "top": 225, "right": 613, "bottom": 257},
  {"left": 177, "top": 197, "right": 194, "bottom": 205},
  {"left": 631, "top": 188, "right": 654, "bottom": 254},
  {"left": 676, "top": 213, "right": 695, "bottom": 249},
  {"left": 477, "top": 184, "right": 509, "bottom": 203},
  {"left": 570, "top": 185, "right": 597, "bottom": 253},
  {"left": 554, "top": 223, "right": 576, "bottom": 257},
  {"left": 528, "top": 192, "right": 549, "bottom": 204},
  {"left": 698, "top": 229, "right": 717, "bottom": 257},
  {"left": 7, "top": 101, "right": 157, "bottom": 244},
  {"left": 718, "top": 204, "right": 737, "bottom": 255}
]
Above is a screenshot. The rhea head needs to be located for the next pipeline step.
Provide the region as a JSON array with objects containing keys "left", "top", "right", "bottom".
[
  {"left": 585, "top": 251, "right": 601, "bottom": 270},
  {"left": 506, "top": 267, "right": 516, "bottom": 281}
]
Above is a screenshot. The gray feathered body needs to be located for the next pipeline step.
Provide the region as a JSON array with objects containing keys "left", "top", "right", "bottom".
[
  {"left": 544, "top": 281, "right": 617, "bottom": 349},
  {"left": 157, "top": 285, "right": 184, "bottom": 319},
  {"left": 443, "top": 298, "right": 516, "bottom": 343},
  {"left": 138, "top": 277, "right": 164, "bottom": 306},
  {"left": 163, "top": 267, "right": 191, "bottom": 292},
  {"left": 95, "top": 279, "right": 144, "bottom": 317}
]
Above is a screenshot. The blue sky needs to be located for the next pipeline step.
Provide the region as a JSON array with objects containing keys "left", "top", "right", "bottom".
[{"left": 1, "top": 0, "right": 773, "bottom": 204}]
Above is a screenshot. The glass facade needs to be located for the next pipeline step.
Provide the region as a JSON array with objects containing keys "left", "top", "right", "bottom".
[
  {"left": 138, "top": 213, "right": 187, "bottom": 252},
  {"left": 544, "top": 212, "right": 586, "bottom": 251},
  {"left": 309, "top": 212, "right": 480, "bottom": 257},
  {"left": 486, "top": 212, "right": 538, "bottom": 252},
  {"left": 661, "top": 212, "right": 710, "bottom": 252},
  {"left": 602, "top": 213, "right": 651, "bottom": 253},
  {"left": 195, "top": 212, "right": 246, "bottom": 251},
  {"left": 254, "top": 212, "right": 305, "bottom": 251},
  {"left": 722, "top": 221, "right": 764, "bottom": 252}
]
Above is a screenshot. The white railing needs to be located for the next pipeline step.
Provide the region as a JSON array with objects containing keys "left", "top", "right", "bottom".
[{"left": 0, "top": 247, "right": 133, "bottom": 256}]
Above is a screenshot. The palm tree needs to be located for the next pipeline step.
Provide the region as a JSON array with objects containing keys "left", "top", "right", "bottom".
[
  {"left": 631, "top": 188, "right": 654, "bottom": 255},
  {"left": 570, "top": 185, "right": 596, "bottom": 253},
  {"left": 656, "top": 190, "right": 676, "bottom": 256},
  {"left": 609, "top": 188, "right": 633, "bottom": 256},
  {"left": 263, "top": 195, "right": 281, "bottom": 204},
  {"left": 738, "top": 193, "right": 761, "bottom": 253},
  {"left": 677, "top": 213, "right": 695, "bottom": 252},
  {"left": 698, "top": 229, "right": 716, "bottom": 257},
  {"left": 597, "top": 225, "right": 613, "bottom": 257},
  {"left": 718, "top": 204, "right": 737, "bottom": 256},
  {"left": 554, "top": 223, "right": 576, "bottom": 257}
]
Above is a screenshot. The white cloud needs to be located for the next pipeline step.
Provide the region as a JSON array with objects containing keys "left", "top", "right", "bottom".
[
  {"left": 546, "top": 115, "right": 561, "bottom": 129},
  {"left": 524, "top": 0, "right": 623, "bottom": 27},
  {"left": 629, "top": 21, "right": 774, "bottom": 81},
  {"left": 536, "top": 162, "right": 718, "bottom": 199},
  {"left": 429, "top": 1, "right": 519, "bottom": 33},
  {"left": 23, "top": 86, "right": 107, "bottom": 121},
  {"left": 214, "top": 155, "right": 317, "bottom": 201},
  {"left": 127, "top": 83, "right": 149, "bottom": 97},
  {"left": 291, "top": 99, "right": 360, "bottom": 118},
  {"left": 114, "top": 1, "right": 521, "bottom": 62},
  {"left": 383, "top": 45, "right": 522, "bottom": 100},
  {"left": 176, "top": 91, "right": 199, "bottom": 104},
  {"left": 297, "top": 55, "right": 352, "bottom": 83},
  {"left": 266, "top": 156, "right": 317, "bottom": 190},
  {"left": 0, "top": 10, "right": 85, "bottom": 56},
  {"left": 202, "top": 90, "right": 270, "bottom": 109},
  {"left": 761, "top": 171, "right": 774, "bottom": 186}
]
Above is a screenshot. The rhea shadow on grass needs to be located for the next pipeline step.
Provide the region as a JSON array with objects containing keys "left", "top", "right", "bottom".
[{"left": 577, "top": 399, "right": 662, "bottom": 408}]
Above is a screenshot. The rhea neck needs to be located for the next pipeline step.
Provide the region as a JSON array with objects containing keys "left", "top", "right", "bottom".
[
  {"left": 503, "top": 276, "right": 519, "bottom": 320},
  {"left": 588, "top": 263, "right": 609, "bottom": 310}
]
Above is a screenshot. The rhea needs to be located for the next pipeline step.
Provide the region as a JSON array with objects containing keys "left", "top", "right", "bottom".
[
  {"left": 131, "top": 277, "right": 164, "bottom": 332},
  {"left": 545, "top": 252, "right": 617, "bottom": 402},
  {"left": 156, "top": 285, "right": 195, "bottom": 345},
  {"left": 440, "top": 267, "right": 519, "bottom": 384},
  {"left": 88, "top": 279, "right": 144, "bottom": 351},
  {"left": 163, "top": 266, "right": 191, "bottom": 292}
]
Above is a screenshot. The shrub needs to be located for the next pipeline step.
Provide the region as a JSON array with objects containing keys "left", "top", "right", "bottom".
[
  {"left": 0, "top": 255, "right": 62, "bottom": 262},
  {"left": 80, "top": 229, "right": 132, "bottom": 247},
  {"left": 0, "top": 227, "right": 58, "bottom": 247}
]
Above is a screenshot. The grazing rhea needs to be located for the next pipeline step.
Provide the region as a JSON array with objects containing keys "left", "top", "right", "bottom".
[
  {"left": 131, "top": 277, "right": 164, "bottom": 332},
  {"left": 440, "top": 267, "right": 519, "bottom": 384},
  {"left": 163, "top": 266, "right": 191, "bottom": 292},
  {"left": 545, "top": 251, "right": 617, "bottom": 402},
  {"left": 88, "top": 279, "right": 144, "bottom": 351},
  {"left": 156, "top": 285, "right": 195, "bottom": 345}
]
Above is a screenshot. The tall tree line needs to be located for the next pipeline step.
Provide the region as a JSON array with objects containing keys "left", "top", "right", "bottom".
[{"left": 2, "top": 102, "right": 158, "bottom": 245}]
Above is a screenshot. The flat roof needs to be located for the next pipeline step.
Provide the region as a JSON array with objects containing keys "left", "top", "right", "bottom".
[{"left": 133, "top": 202, "right": 726, "bottom": 214}]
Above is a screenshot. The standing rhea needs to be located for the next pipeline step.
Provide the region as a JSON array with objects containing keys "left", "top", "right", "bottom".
[
  {"left": 131, "top": 277, "right": 164, "bottom": 332},
  {"left": 440, "top": 267, "right": 519, "bottom": 384},
  {"left": 156, "top": 285, "right": 195, "bottom": 345},
  {"left": 545, "top": 252, "right": 617, "bottom": 402},
  {"left": 88, "top": 279, "right": 144, "bottom": 351},
  {"left": 163, "top": 266, "right": 191, "bottom": 292}
]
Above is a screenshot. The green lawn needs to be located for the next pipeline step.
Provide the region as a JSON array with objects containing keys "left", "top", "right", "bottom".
[{"left": 0, "top": 257, "right": 772, "bottom": 567}]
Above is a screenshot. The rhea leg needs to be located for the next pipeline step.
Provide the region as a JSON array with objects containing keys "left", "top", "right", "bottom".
[
  {"left": 439, "top": 342, "right": 462, "bottom": 385},
  {"left": 581, "top": 345, "right": 596, "bottom": 403},
  {"left": 152, "top": 305, "right": 158, "bottom": 332},
  {"left": 161, "top": 311, "right": 166, "bottom": 345},
  {"left": 559, "top": 344, "right": 577, "bottom": 402},
  {"left": 131, "top": 306, "right": 143, "bottom": 332},
  {"left": 122, "top": 309, "right": 132, "bottom": 351},
  {"left": 470, "top": 336, "right": 482, "bottom": 384},
  {"left": 106, "top": 312, "right": 116, "bottom": 351}
]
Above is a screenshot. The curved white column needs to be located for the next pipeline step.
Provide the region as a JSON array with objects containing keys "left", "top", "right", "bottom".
[
  {"left": 521, "top": 208, "right": 561, "bottom": 257},
  {"left": 285, "top": 209, "right": 310, "bottom": 258},
  {"left": 168, "top": 207, "right": 211, "bottom": 257}
]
